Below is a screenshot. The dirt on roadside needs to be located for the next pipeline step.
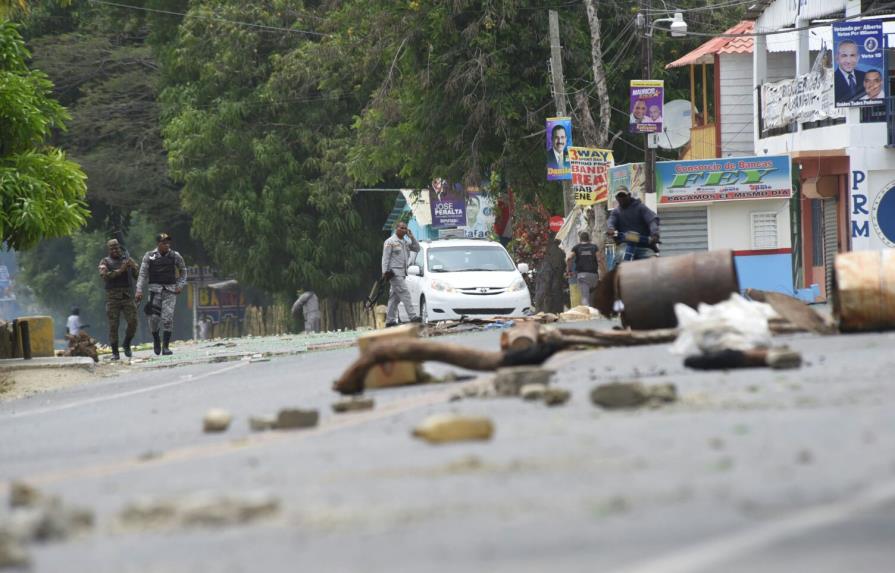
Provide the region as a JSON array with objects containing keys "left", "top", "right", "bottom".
[{"left": 0, "top": 368, "right": 99, "bottom": 403}]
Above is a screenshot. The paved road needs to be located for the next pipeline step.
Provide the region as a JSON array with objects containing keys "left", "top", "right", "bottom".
[{"left": 2, "top": 323, "right": 895, "bottom": 572}]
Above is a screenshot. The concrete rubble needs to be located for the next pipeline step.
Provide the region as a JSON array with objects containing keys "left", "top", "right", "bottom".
[
  {"left": 542, "top": 387, "right": 571, "bottom": 406},
  {"left": 590, "top": 382, "right": 678, "bottom": 410},
  {"left": 275, "top": 408, "right": 319, "bottom": 430},
  {"left": 203, "top": 409, "right": 233, "bottom": 433},
  {"left": 332, "top": 397, "right": 375, "bottom": 413},
  {"left": 0, "top": 482, "right": 95, "bottom": 569},
  {"left": 520, "top": 383, "right": 547, "bottom": 401},
  {"left": 248, "top": 414, "right": 277, "bottom": 431},
  {"left": 412, "top": 414, "right": 494, "bottom": 444},
  {"left": 493, "top": 366, "right": 554, "bottom": 397},
  {"left": 119, "top": 491, "right": 280, "bottom": 530}
]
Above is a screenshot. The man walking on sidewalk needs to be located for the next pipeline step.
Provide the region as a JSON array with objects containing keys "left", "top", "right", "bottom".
[
  {"left": 98, "top": 238, "right": 138, "bottom": 360},
  {"left": 381, "top": 221, "right": 422, "bottom": 327},
  {"left": 135, "top": 233, "right": 187, "bottom": 355},
  {"left": 567, "top": 231, "right": 600, "bottom": 307}
]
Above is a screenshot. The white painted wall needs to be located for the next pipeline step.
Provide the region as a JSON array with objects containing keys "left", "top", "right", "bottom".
[
  {"left": 707, "top": 199, "right": 792, "bottom": 251},
  {"left": 719, "top": 53, "right": 753, "bottom": 157}
]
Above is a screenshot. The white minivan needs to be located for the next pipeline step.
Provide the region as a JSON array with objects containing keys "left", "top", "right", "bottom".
[{"left": 399, "top": 238, "right": 532, "bottom": 323}]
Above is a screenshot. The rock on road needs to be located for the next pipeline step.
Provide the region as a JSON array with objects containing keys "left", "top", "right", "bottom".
[{"left": 1, "top": 323, "right": 895, "bottom": 572}]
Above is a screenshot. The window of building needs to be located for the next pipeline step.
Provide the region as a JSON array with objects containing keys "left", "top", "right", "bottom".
[{"left": 751, "top": 211, "right": 779, "bottom": 250}]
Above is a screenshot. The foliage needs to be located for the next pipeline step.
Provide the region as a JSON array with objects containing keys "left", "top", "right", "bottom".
[{"left": 0, "top": 20, "right": 88, "bottom": 250}]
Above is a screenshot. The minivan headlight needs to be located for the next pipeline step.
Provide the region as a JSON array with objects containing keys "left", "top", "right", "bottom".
[
  {"left": 507, "top": 278, "right": 526, "bottom": 292},
  {"left": 430, "top": 279, "right": 456, "bottom": 293}
]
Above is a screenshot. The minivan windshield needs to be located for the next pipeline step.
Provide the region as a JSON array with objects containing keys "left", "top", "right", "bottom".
[{"left": 427, "top": 246, "right": 515, "bottom": 272}]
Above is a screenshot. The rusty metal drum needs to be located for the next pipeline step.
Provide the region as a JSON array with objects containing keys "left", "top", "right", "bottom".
[
  {"left": 617, "top": 250, "right": 740, "bottom": 330},
  {"left": 834, "top": 250, "right": 895, "bottom": 332}
]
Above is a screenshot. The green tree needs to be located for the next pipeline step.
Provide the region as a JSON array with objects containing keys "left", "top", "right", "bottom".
[{"left": 0, "top": 20, "right": 88, "bottom": 250}]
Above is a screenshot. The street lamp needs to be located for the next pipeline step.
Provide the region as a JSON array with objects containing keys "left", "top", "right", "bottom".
[{"left": 635, "top": 10, "right": 687, "bottom": 195}]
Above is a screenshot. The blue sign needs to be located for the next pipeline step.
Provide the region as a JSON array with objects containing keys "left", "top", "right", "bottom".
[
  {"left": 655, "top": 155, "right": 792, "bottom": 204},
  {"left": 871, "top": 180, "right": 895, "bottom": 248},
  {"left": 832, "top": 21, "right": 886, "bottom": 107},
  {"left": 546, "top": 116, "right": 572, "bottom": 181}
]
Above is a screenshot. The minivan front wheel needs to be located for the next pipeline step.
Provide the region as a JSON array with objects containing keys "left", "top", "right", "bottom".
[{"left": 420, "top": 297, "right": 429, "bottom": 324}]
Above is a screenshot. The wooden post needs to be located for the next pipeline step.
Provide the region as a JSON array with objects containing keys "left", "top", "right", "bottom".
[{"left": 549, "top": 10, "right": 574, "bottom": 215}]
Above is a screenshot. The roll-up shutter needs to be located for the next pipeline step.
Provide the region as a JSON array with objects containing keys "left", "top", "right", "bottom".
[
  {"left": 822, "top": 197, "right": 839, "bottom": 300},
  {"left": 657, "top": 206, "right": 709, "bottom": 258}
]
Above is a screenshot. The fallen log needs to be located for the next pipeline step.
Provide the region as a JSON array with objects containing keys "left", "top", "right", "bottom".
[{"left": 333, "top": 337, "right": 566, "bottom": 395}]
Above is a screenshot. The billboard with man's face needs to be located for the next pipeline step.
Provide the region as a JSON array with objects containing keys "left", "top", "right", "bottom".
[
  {"left": 545, "top": 117, "right": 572, "bottom": 181},
  {"left": 629, "top": 80, "right": 664, "bottom": 134},
  {"left": 832, "top": 21, "right": 886, "bottom": 108}
]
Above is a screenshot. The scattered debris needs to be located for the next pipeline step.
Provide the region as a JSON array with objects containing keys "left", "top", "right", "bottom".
[
  {"left": 248, "top": 415, "right": 277, "bottom": 432},
  {"left": 137, "top": 450, "right": 162, "bottom": 462},
  {"left": 63, "top": 332, "right": 98, "bottom": 363},
  {"left": 745, "top": 289, "right": 835, "bottom": 334},
  {"left": 412, "top": 414, "right": 494, "bottom": 444},
  {"left": 796, "top": 449, "right": 814, "bottom": 465},
  {"left": 542, "top": 387, "right": 571, "bottom": 406},
  {"left": 9, "top": 482, "right": 41, "bottom": 509},
  {"left": 520, "top": 383, "right": 547, "bottom": 401},
  {"left": 671, "top": 294, "right": 776, "bottom": 357},
  {"left": 590, "top": 382, "right": 678, "bottom": 410},
  {"left": 684, "top": 347, "right": 802, "bottom": 370},
  {"left": 274, "top": 408, "right": 319, "bottom": 430},
  {"left": 0, "top": 532, "right": 29, "bottom": 569},
  {"left": 119, "top": 491, "right": 280, "bottom": 530},
  {"left": 559, "top": 305, "right": 602, "bottom": 322},
  {"left": 203, "top": 409, "right": 233, "bottom": 433},
  {"left": 332, "top": 397, "right": 375, "bottom": 413},
  {"left": 334, "top": 322, "right": 675, "bottom": 395},
  {"left": 494, "top": 366, "right": 554, "bottom": 396}
]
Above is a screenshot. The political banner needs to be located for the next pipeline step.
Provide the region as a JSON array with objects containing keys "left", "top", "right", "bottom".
[
  {"left": 569, "top": 147, "right": 613, "bottom": 205},
  {"left": 429, "top": 179, "right": 466, "bottom": 228},
  {"left": 656, "top": 155, "right": 792, "bottom": 204},
  {"left": 464, "top": 191, "right": 496, "bottom": 238},
  {"left": 761, "top": 68, "right": 844, "bottom": 129},
  {"left": 546, "top": 116, "right": 573, "bottom": 181},
  {"left": 832, "top": 21, "right": 886, "bottom": 107},
  {"left": 609, "top": 163, "right": 646, "bottom": 200},
  {"left": 629, "top": 80, "right": 664, "bottom": 134}
]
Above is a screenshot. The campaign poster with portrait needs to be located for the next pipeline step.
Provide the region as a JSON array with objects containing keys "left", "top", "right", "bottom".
[
  {"left": 609, "top": 163, "right": 646, "bottom": 200},
  {"left": 464, "top": 191, "right": 496, "bottom": 239},
  {"left": 545, "top": 116, "right": 573, "bottom": 181},
  {"left": 569, "top": 147, "right": 614, "bottom": 205},
  {"left": 629, "top": 80, "right": 664, "bottom": 133},
  {"left": 429, "top": 179, "right": 466, "bottom": 228},
  {"left": 832, "top": 21, "right": 886, "bottom": 108}
]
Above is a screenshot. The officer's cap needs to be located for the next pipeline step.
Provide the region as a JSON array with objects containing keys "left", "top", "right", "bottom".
[{"left": 156, "top": 232, "right": 172, "bottom": 243}]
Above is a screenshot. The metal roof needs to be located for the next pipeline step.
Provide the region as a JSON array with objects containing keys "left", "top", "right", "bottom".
[{"left": 665, "top": 21, "right": 755, "bottom": 69}]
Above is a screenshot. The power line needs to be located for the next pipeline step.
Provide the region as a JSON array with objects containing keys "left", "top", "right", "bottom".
[{"left": 88, "top": 0, "right": 329, "bottom": 37}]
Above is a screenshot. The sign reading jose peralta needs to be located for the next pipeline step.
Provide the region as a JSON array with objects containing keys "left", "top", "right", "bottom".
[{"left": 656, "top": 155, "right": 792, "bottom": 204}]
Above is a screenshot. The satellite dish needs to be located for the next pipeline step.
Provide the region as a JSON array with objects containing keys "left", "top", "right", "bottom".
[{"left": 658, "top": 99, "right": 693, "bottom": 150}]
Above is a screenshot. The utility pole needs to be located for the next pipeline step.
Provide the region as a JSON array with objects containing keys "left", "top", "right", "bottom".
[
  {"left": 638, "top": 0, "right": 657, "bottom": 195},
  {"left": 549, "top": 10, "right": 574, "bottom": 215}
]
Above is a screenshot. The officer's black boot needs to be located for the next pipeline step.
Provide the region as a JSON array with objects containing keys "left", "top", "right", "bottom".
[
  {"left": 122, "top": 336, "right": 133, "bottom": 358},
  {"left": 162, "top": 331, "right": 173, "bottom": 356},
  {"left": 110, "top": 344, "right": 120, "bottom": 361},
  {"left": 152, "top": 332, "right": 161, "bottom": 355}
]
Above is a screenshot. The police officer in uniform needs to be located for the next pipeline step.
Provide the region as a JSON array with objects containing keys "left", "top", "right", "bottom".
[
  {"left": 566, "top": 231, "right": 600, "bottom": 307},
  {"left": 98, "top": 239, "right": 138, "bottom": 360},
  {"left": 381, "top": 221, "right": 422, "bottom": 327},
  {"left": 135, "top": 233, "right": 188, "bottom": 355}
]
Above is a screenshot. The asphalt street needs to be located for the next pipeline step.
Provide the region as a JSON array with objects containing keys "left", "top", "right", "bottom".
[{"left": 1, "top": 322, "right": 895, "bottom": 572}]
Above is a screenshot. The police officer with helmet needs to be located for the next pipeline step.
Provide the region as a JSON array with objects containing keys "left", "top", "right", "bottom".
[{"left": 135, "top": 233, "right": 188, "bottom": 355}]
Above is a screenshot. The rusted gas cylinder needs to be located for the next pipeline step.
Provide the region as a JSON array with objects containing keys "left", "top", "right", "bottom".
[
  {"left": 834, "top": 250, "right": 895, "bottom": 332},
  {"left": 617, "top": 249, "right": 740, "bottom": 330}
]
